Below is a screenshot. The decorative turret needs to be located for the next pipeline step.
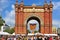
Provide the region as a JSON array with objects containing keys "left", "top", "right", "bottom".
[
  {"left": 20, "top": 0, "right": 24, "bottom": 12},
  {"left": 44, "top": 0, "right": 48, "bottom": 12},
  {"left": 49, "top": 0, "right": 53, "bottom": 8},
  {"left": 49, "top": 0, "right": 53, "bottom": 12},
  {"left": 20, "top": 0, "right": 24, "bottom": 6},
  {"left": 32, "top": 4, "right": 36, "bottom": 6},
  {"left": 16, "top": 0, "right": 18, "bottom": 5},
  {"left": 15, "top": 0, "right": 18, "bottom": 12},
  {"left": 44, "top": 0, "right": 48, "bottom": 8}
]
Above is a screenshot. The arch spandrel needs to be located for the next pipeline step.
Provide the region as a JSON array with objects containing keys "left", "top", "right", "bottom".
[{"left": 24, "top": 14, "right": 44, "bottom": 27}]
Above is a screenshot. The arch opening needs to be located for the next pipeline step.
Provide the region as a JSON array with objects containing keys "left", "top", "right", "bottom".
[{"left": 26, "top": 16, "right": 41, "bottom": 34}]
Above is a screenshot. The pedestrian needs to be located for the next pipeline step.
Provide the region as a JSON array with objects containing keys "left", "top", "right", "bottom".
[
  {"left": 42, "top": 36, "right": 45, "bottom": 40},
  {"left": 47, "top": 36, "right": 49, "bottom": 40},
  {"left": 49, "top": 36, "right": 53, "bottom": 40},
  {"left": 58, "top": 37, "right": 60, "bottom": 40},
  {"left": 37, "top": 35, "right": 42, "bottom": 40},
  {"left": 14, "top": 36, "right": 16, "bottom": 40},
  {"left": 1, "top": 36, "right": 5, "bottom": 40},
  {"left": 56, "top": 36, "right": 58, "bottom": 40},
  {"left": 24, "top": 36, "right": 27, "bottom": 40},
  {"left": 45, "top": 36, "right": 49, "bottom": 40}
]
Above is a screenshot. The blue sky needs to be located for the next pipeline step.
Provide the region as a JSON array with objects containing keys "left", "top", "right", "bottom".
[{"left": 0, "top": 0, "right": 60, "bottom": 28}]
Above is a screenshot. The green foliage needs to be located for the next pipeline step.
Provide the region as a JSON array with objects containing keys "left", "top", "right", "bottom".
[
  {"left": 0, "top": 19, "right": 5, "bottom": 26},
  {"left": 4, "top": 28, "right": 15, "bottom": 34},
  {"left": 27, "top": 30, "right": 31, "bottom": 33},
  {"left": 4, "top": 28, "right": 10, "bottom": 33},
  {"left": 10, "top": 28, "right": 15, "bottom": 34},
  {"left": 0, "top": 16, "right": 14, "bottom": 34},
  {"left": 34, "top": 30, "right": 38, "bottom": 33},
  {"left": 0, "top": 16, "right": 5, "bottom": 30}
]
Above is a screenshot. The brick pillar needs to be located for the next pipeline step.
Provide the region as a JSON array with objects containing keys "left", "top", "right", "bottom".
[
  {"left": 49, "top": 12, "right": 52, "bottom": 34},
  {"left": 19, "top": 11, "right": 23, "bottom": 34},
  {"left": 15, "top": 9, "right": 18, "bottom": 34},
  {"left": 44, "top": 10, "right": 50, "bottom": 34}
]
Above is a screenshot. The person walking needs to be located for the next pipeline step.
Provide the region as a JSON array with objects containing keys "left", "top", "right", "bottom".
[
  {"left": 37, "top": 35, "right": 42, "bottom": 40},
  {"left": 1, "top": 36, "right": 5, "bottom": 40},
  {"left": 42, "top": 36, "right": 45, "bottom": 40},
  {"left": 44, "top": 36, "right": 49, "bottom": 40},
  {"left": 49, "top": 36, "right": 53, "bottom": 40}
]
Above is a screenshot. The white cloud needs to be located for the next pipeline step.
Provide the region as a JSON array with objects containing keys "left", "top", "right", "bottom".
[
  {"left": 52, "top": 20, "right": 60, "bottom": 28},
  {"left": 52, "top": 1, "right": 60, "bottom": 28},
  {"left": 4, "top": 5, "right": 15, "bottom": 27},
  {"left": 0, "top": 0, "right": 14, "bottom": 26},
  {"left": 0, "top": 0, "right": 11, "bottom": 12},
  {"left": 53, "top": 2, "right": 60, "bottom": 10}
]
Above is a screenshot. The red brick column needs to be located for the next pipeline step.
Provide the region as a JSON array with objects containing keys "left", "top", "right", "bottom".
[
  {"left": 49, "top": 11, "right": 52, "bottom": 34},
  {"left": 44, "top": 11, "right": 50, "bottom": 34}
]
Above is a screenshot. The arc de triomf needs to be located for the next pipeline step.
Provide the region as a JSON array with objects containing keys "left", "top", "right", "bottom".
[{"left": 15, "top": 0, "right": 53, "bottom": 34}]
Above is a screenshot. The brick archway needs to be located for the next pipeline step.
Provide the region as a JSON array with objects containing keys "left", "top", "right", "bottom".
[
  {"left": 15, "top": 0, "right": 53, "bottom": 34},
  {"left": 26, "top": 16, "right": 41, "bottom": 34}
]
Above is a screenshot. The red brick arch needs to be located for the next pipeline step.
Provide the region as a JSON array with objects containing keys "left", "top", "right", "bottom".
[{"left": 15, "top": 0, "right": 53, "bottom": 34}]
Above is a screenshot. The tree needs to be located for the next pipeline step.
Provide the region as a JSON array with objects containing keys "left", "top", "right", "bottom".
[
  {"left": 9, "top": 28, "right": 15, "bottom": 34},
  {"left": 4, "top": 28, "right": 10, "bottom": 33},
  {"left": 34, "top": 30, "right": 38, "bottom": 33},
  {"left": 27, "top": 30, "right": 31, "bottom": 33},
  {"left": 0, "top": 16, "right": 5, "bottom": 30},
  {"left": 4, "top": 28, "right": 15, "bottom": 34}
]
